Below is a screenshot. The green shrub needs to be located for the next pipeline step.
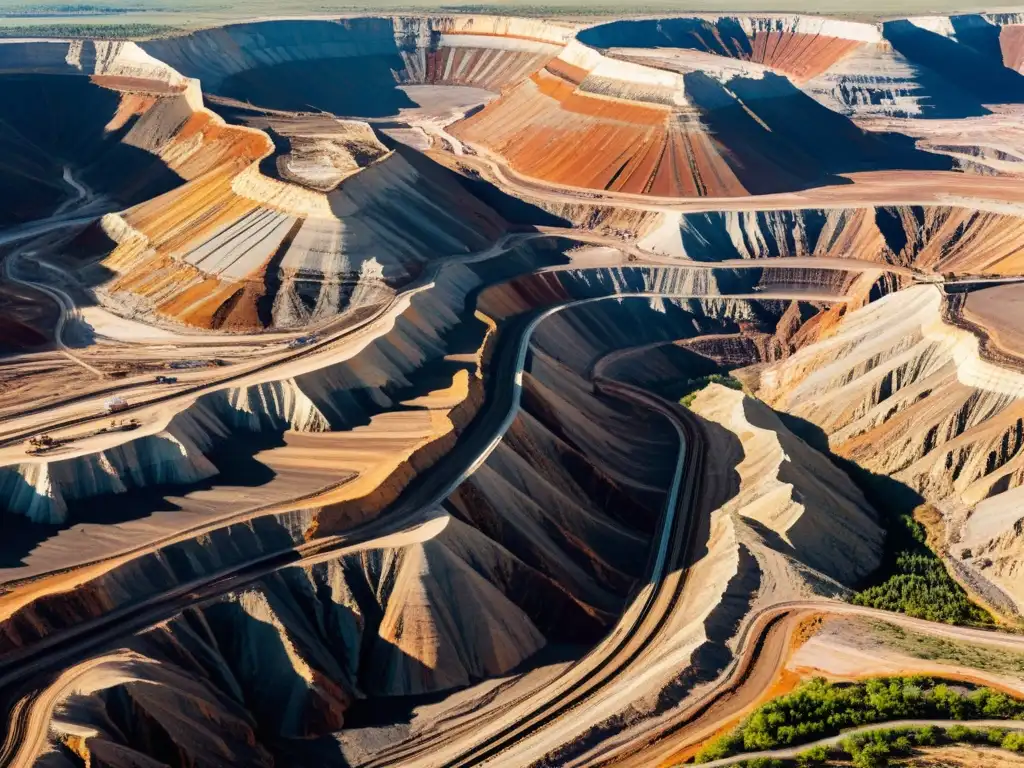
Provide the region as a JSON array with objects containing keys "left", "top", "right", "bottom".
[
  {"left": 795, "top": 744, "right": 829, "bottom": 766},
  {"left": 852, "top": 741, "right": 891, "bottom": 768},
  {"left": 694, "top": 677, "right": 1024, "bottom": 762},
  {"left": 1004, "top": 731, "right": 1024, "bottom": 752},
  {"left": 944, "top": 724, "right": 975, "bottom": 741},
  {"left": 0, "top": 22, "right": 179, "bottom": 39},
  {"left": 852, "top": 540, "right": 992, "bottom": 626}
]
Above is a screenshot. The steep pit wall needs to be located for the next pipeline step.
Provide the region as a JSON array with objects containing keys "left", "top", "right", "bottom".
[
  {"left": 578, "top": 13, "right": 1024, "bottom": 123},
  {"left": 95, "top": 146, "right": 509, "bottom": 331},
  {"left": 506, "top": 376, "right": 885, "bottom": 768},
  {"left": 42, "top": 508, "right": 587, "bottom": 766},
  {"left": 594, "top": 300, "right": 842, "bottom": 397},
  {"left": 758, "top": 284, "right": 1024, "bottom": 608},
  {"left": 691, "top": 384, "right": 884, "bottom": 585},
  {"left": 453, "top": 25, "right": 949, "bottom": 199},
  {"left": 0, "top": 40, "right": 280, "bottom": 225},
  {"left": 643, "top": 205, "right": 1024, "bottom": 276},
  {"left": 141, "top": 16, "right": 572, "bottom": 118},
  {"left": 0, "top": 263, "right": 489, "bottom": 526},
  {"left": 578, "top": 15, "right": 880, "bottom": 83},
  {"left": 575, "top": 14, "right": 936, "bottom": 120}
]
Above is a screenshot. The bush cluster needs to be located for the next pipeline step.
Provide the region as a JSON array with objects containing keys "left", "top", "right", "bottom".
[
  {"left": 852, "top": 551, "right": 993, "bottom": 625},
  {"left": 695, "top": 676, "right": 1024, "bottom": 763},
  {"left": 726, "top": 725, "right": 1024, "bottom": 768},
  {"left": 846, "top": 491, "right": 992, "bottom": 626}
]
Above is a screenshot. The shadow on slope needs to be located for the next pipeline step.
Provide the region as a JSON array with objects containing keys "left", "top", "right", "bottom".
[
  {"left": 685, "top": 71, "right": 953, "bottom": 193},
  {"left": 217, "top": 55, "right": 419, "bottom": 118},
  {"left": 0, "top": 75, "right": 185, "bottom": 226},
  {"left": 773, "top": 408, "right": 992, "bottom": 624},
  {"left": 950, "top": 14, "right": 1006, "bottom": 63},
  {"left": 884, "top": 19, "right": 1024, "bottom": 108},
  {"left": 577, "top": 17, "right": 754, "bottom": 56},
  {"left": 0, "top": 432, "right": 283, "bottom": 568}
]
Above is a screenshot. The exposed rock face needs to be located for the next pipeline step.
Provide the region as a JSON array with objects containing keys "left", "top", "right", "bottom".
[
  {"left": 579, "top": 15, "right": 881, "bottom": 82},
  {"left": 96, "top": 145, "right": 507, "bottom": 331},
  {"left": 0, "top": 260, "right": 489, "bottom": 525},
  {"left": 644, "top": 205, "right": 1024, "bottom": 276},
  {"left": 455, "top": 12, "right": 974, "bottom": 198},
  {"left": 0, "top": 430, "right": 219, "bottom": 524},
  {"left": 757, "top": 285, "right": 1024, "bottom": 608},
  {"left": 689, "top": 384, "right": 884, "bottom": 586},
  {"left": 11, "top": 11, "right": 1024, "bottom": 768},
  {"left": 579, "top": 12, "right": 1024, "bottom": 122},
  {"left": 453, "top": 44, "right": 949, "bottom": 197},
  {"left": 0, "top": 25, "right": 523, "bottom": 333},
  {"left": 15, "top": 311, "right": 679, "bottom": 766},
  {"left": 141, "top": 16, "right": 571, "bottom": 106},
  {"left": 273, "top": 119, "right": 390, "bottom": 192},
  {"left": 39, "top": 515, "right": 554, "bottom": 765}
]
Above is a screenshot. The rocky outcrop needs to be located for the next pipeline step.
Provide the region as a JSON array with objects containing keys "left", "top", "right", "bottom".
[
  {"left": 690, "top": 384, "right": 884, "bottom": 585},
  {"left": 0, "top": 428, "right": 218, "bottom": 525},
  {"left": 643, "top": 205, "right": 1024, "bottom": 276},
  {"left": 758, "top": 285, "right": 1024, "bottom": 608}
]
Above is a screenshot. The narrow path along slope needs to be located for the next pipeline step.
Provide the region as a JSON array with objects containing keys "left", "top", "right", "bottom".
[
  {"left": 441, "top": 381, "right": 702, "bottom": 768},
  {"left": 598, "top": 599, "right": 1024, "bottom": 768},
  {"left": 697, "top": 719, "right": 1024, "bottom": 768},
  {"left": 0, "top": 229, "right": 550, "bottom": 449},
  {"left": 362, "top": 378, "right": 704, "bottom": 768},
  {"left": 3, "top": 247, "right": 105, "bottom": 379},
  {"left": 52, "top": 167, "right": 92, "bottom": 217},
  {"left": 0, "top": 293, "right": 705, "bottom": 767}
]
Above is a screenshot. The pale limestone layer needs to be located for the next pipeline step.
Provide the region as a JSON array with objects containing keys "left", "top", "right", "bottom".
[
  {"left": 0, "top": 39, "right": 185, "bottom": 85},
  {"left": 758, "top": 285, "right": 1024, "bottom": 609},
  {"left": 690, "top": 384, "right": 884, "bottom": 586}
]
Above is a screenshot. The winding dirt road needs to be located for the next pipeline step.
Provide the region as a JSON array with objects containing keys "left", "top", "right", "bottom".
[
  {"left": 0, "top": 294, "right": 699, "bottom": 767},
  {"left": 698, "top": 719, "right": 1024, "bottom": 767},
  {"left": 7, "top": 93, "right": 1024, "bottom": 768},
  {"left": 595, "top": 600, "right": 1024, "bottom": 768},
  {"left": 3, "top": 248, "right": 105, "bottom": 379}
]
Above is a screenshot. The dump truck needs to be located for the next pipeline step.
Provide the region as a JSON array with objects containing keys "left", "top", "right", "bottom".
[{"left": 104, "top": 396, "right": 130, "bottom": 414}]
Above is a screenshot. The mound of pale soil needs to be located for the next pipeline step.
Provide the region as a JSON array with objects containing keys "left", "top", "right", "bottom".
[{"left": 689, "top": 383, "right": 884, "bottom": 587}]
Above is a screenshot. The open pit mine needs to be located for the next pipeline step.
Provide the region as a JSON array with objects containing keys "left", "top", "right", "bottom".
[{"left": 6, "top": 10, "right": 1024, "bottom": 768}]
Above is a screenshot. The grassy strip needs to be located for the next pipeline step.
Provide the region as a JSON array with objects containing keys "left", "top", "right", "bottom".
[
  {"left": 695, "top": 676, "right": 1024, "bottom": 763},
  {"left": 0, "top": 23, "right": 180, "bottom": 38},
  {"left": 726, "top": 725, "right": 1024, "bottom": 767},
  {"left": 868, "top": 621, "right": 1024, "bottom": 676},
  {"left": 1, "top": 4, "right": 149, "bottom": 16}
]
